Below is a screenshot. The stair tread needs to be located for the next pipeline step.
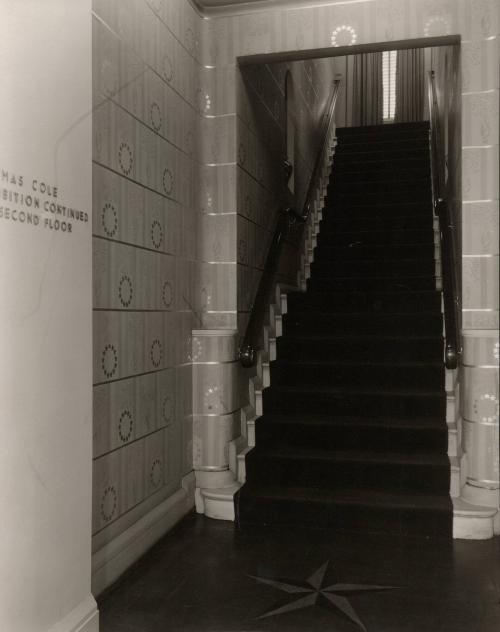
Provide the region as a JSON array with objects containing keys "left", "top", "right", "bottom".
[
  {"left": 279, "top": 334, "right": 443, "bottom": 341},
  {"left": 271, "top": 359, "right": 442, "bottom": 368},
  {"left": 331, "top": 177, "right": 430, "bottom": 187},
  {"left": 325, "top": 201, "right": 432, "bottom": 208},
  {"left": 310, "top": 274, "right": 436, "bottom": 281},
  {"left": 285, "top": 311, "right": 441, "bottom": 320},
  {"left": 264, "top": 384, "right": 444, "bottom": 396},
  {"left": 337, "top": 135, "right": 429, "bottom": 143},
  {"left": 322, "top": 218, "right": 432, "bottom": 224},
  {"left": 315, "top": 247, "right": 436, "bottom": 256},
  {"left": 337, "top": 138, "right": 428, "bottom": 146},
  {"left": 333, "top": 163, "right": 429, "bottom": 170},
  {"left": 336, "top": 121, "right": 429, "bottom": 136},
  {"left": 314, "top": 243, "right": 436, "bottom": 251},
  {"left": 240, "top": 484, "right": 450, "bottom": 510},
  {"left": 258, "top": 413, "right": 446, "bottom": 428},
  {"left": 290, "top": 289, "right": 440, "bottom": 298},
  {"left": 320, "top": 228, "right": 433, "bottom": 235},
  {"left": 251, "top": 445, "right": 449, "bottom": 466},
  {"left": 314, "top": 257, "right": 436, "bottom": 265}
]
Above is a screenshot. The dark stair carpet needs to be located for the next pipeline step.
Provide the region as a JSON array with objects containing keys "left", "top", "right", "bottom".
[{"left": 235, "top": 121, "right": 452, "bottom": 538}]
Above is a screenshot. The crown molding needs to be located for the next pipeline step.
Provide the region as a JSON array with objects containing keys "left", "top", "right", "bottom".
[{"left": 194, "top": 0, "right": 375, "bottom": 18}]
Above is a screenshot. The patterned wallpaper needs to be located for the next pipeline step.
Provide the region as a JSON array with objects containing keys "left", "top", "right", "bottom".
[{"left": 92, "top": 0, "right": 207, "bottom": 543}]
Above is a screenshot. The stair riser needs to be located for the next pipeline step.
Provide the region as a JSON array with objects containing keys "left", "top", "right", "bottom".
[
  {"left": 311, "top": 259, "right": 435, "bottom": 276},
  {"left": 337, "top": 138, "right": 429, "bottom": 153},
  {"left": 284, "top": 314, "right": 442, "bottom": 336},
  {"left": 337, "top": 122, "right": 429, "bottom": 134},
  {"left": 314, "top": 244, "right": 436, "bottom": 260},
  {"left": 270, "top": 363, "right": 444, "bottom": 389},
  {"left": 329, "top": 205, "right": 433, "bottom": 220},
  {"left": 328, "top": 194, "right": 432, "bottom": 208},
  {"left": 287, "top": 292, "right": 441, "bottom": 313},
  {"left": 331, "top": 167, "right": 430, "bottom": 182},
  {"left": 276, "top": 337, "right": 443, "bottom": 363},
  {"left": 317, "top": 230, "right": 434, "bottom": 246},
  {"left": 245, "top": 455, "right": 450, "bottom": 494},
  {"left": 329, "top": 179, "right": 431, "bottom": 195},
  {"left": 307, "top": 277, "right": 437, "bottom": 291},
  {"left": 285, "top": 319, "right": 442, "bottom": 339},
  {"left": 263, "top": 389, "right": 446, "bottom": 418},
  {"left": 256, "top": 423, "right": 448, "bottom": 454},
  {"left": 236, "top": 494, "right": 452, "bottom": 537},
  {"left": 336, "top": 129, "right": 429, "bottom": 143},
  {"left": 338, "top": 126, "right": 428, "bottom": 136},
  {"left": 335, "top": 147, "right": 429, "bottom": 164},
  {"left": 320, "top": 216, "right": 433, "bottom": 231}
]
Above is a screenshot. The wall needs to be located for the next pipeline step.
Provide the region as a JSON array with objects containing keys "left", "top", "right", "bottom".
[
  {"left": 431, "top": 44, "right": 462, "bottom": 299},
  {"left": 202, "top": 0, "right": 499, "bottom": 326},
  {"left": 237, "top": 58, "right": 336, "bottom": 337},
  {"left": 0, "top": 1, "right": 96, "bottom": 631},
  {"left": 91, "top": 0, "right": 207, "bottom": 557}
]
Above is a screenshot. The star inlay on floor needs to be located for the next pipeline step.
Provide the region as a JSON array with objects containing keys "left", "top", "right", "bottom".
[{"left": 251, "top": 560, "right": 399, "bottom": 630}]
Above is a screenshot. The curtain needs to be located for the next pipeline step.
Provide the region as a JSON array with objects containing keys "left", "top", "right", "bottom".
[
  {"left": 395, "top": 48, "right": 425, "bottom": 122},
  {"left": 346, "top": 52, "right": 383, "bottom": 127}
]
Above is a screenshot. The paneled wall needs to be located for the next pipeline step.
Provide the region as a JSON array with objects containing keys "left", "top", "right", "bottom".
[
  {"left": 236, "top": 58, "right": 335, "bottom": 336},
  {"left": 92, "top": 0, "right": 207, "bottom": 544}
]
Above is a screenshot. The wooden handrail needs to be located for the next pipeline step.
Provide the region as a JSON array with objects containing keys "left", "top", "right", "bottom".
[
  {"left": 303, "top": 78, "right": 342, "bottom": 219},
  {"left": 427, "top": 70, "right": 460, "bottom": 369},
  {"left": 239, "top": 79, "right": 342, "bottom": 367}
]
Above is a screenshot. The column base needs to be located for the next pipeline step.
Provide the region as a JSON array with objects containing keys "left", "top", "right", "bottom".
[
  {"left": 194, "top": 469, "right": 240, "bottom": 521},
  {"left": 453, "top": 496, "right": 499, "bottom": 540}
]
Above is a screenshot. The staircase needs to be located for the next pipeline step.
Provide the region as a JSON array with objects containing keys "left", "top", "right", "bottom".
[{"left": 235, "top": 121, "right": 453, "bottom": 538}]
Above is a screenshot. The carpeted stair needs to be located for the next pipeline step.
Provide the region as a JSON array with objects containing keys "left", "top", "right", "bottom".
[{"left": 235, "top": 121, "right": 452, "bottom": 538}]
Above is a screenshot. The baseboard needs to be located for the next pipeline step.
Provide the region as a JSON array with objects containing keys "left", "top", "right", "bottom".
[
  {"left": 91, "top": 472, "right": 196, "bottom": 596},
  {"left": 47, "top": 594, "right": 99, "bottom": 632}
]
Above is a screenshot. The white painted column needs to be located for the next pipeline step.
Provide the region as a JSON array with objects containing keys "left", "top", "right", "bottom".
[
  {"left": 192, "top": 330, "right": 241, "bottom": 520},
  {"left": 0, "top": 2, "right": 97, "bottom": 631},
  {"left": 461, "top": 331, "right": 500, "bottom": 512}
]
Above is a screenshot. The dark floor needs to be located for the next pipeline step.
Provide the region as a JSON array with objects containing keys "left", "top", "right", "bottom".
[{"left": 99, "top": 512, "right": 500, "bottom": 632}]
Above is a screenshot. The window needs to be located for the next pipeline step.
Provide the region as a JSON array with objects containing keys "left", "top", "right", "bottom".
[{"left": 382, "top": 50, "right": 397, "bottom": 121}]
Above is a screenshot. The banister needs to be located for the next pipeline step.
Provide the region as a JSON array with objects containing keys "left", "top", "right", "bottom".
[
  {"left": 303, "top": 78, "right": 342, "bottom": 219},
  {"left": 427, "top": 70, "right": 461, "bottom": 370},
  {"left": 239, "top": 78, "right": 342, "bottom": 368}
]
